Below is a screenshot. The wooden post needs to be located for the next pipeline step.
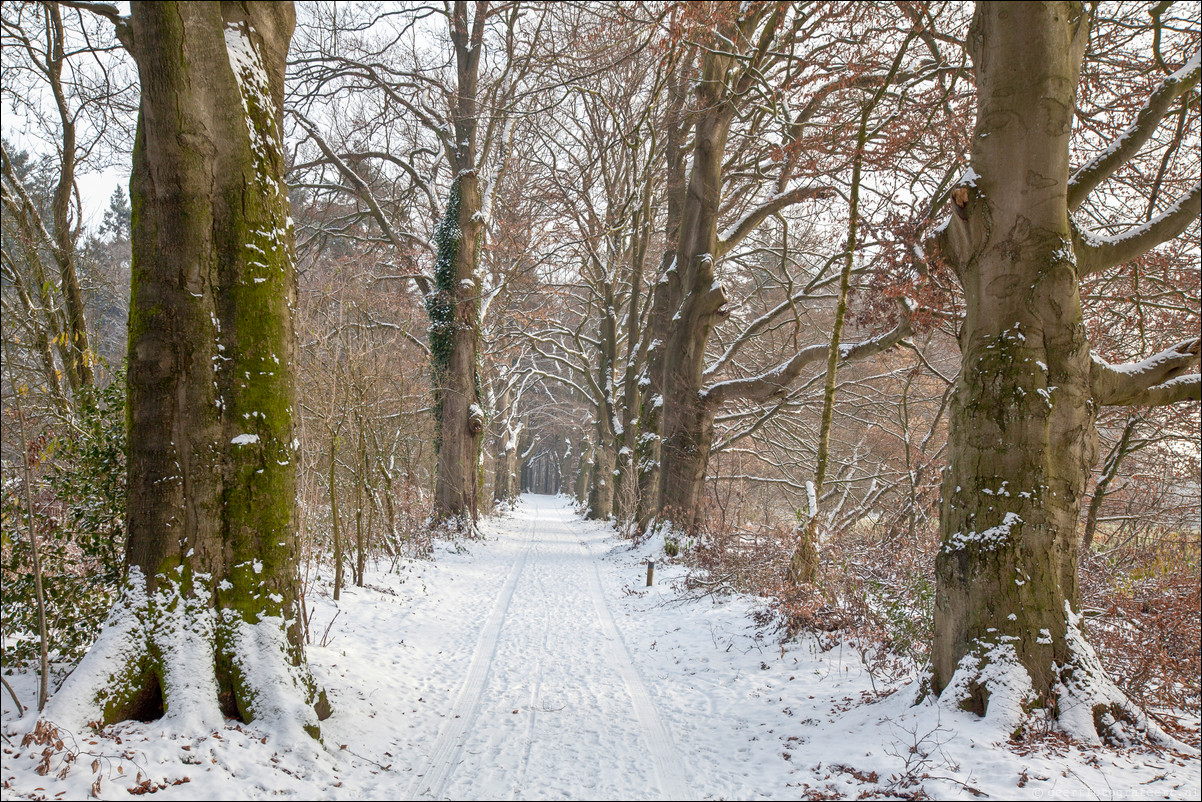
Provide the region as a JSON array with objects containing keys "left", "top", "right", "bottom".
[{"left": 646, "top": 559, "right": 655, "bottom": 587}]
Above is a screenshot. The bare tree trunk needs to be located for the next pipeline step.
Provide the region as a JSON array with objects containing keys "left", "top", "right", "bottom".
[
  {"left": 933, "top": 0, "right": 1092, "bottom": 718},
  {"left": 45, "top": 3, "right": 95, "bottom": 403},
  {"left": 930, "top": 2, "right": 1197, "bottom": 743},
  {"left": 588, "top": 440, "right": 615, "bottom": 519},
  {"left": 45, "top": 1, "right": 328, "bottom": 738},
  {"left": 331, "top": 440, "right": 343, "bottom": 601},
  {"left": 428, "top": 2, "right": 488, "bottom": 528},
  {"left": 575, "top": 441, "right": 593, "bottom": 505},
  {"left": 656, "top": 42, "right": 736, "bottom": 532},
  {"left": 5, "top": 342, "right": 50, "bottom": 711},
  {"left": 354, "top": 422, "right": 367, "bottom": 587},
  {"left": 635, "top": 50, "right": 692, "bottom": 533},
  {"left": 613, "top": 190, "right": 651, "bottom": 524},
  {"left": 493, "top": 420, "right": 521, "bottom": 505},
  {"left": 787, "top": 33, "right": 914, "bottom": 585},
  {"left": 588, "top": 291, "right": 618, "bottom": 519}
]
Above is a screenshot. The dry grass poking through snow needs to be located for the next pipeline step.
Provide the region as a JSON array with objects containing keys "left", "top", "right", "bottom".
[{"left": 671, "top": 511, "right": 1201, "bottom": 751}]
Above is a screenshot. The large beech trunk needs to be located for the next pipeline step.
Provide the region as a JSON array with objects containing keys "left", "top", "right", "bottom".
[
  {"left": 429, "top": 175, "right": 485, "bottom": 525},
  {"left": 655, "top": 48, "right": 735, "bottom": 533},
  {"left": 428, "top": 2, "right": 487, "bottom": 527},
  {"left": 931, "top": 2, "right": 1183, "bottom": 743},
  {"left": 45, "top": 1, "right": 328, "bottom": 738},
  {"left": 633, "top": 49, "right": 694, "bottom": 532}
]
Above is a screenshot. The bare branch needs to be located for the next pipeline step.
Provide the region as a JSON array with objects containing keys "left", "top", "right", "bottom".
[
  {"left": 1091, "top": 338, "right": 1202, "bottom": 406},
  {"left": 716, "top": 183, "right": 833, "bottom": 258},
  {"left": 292, "top": 110, "right": 433, "bottom": 296},
  {"left": 705, "top": 299, "right": 913, "bottom": 405},
  {"left": 1073, "top": 181, "right": 1201, "bottom": 275},
  {"left": 1068, "top": 49, "right": 1200, "bottom": 211},
  {"left": 56, "top": 0, "right": 131, "bottom": 47}
]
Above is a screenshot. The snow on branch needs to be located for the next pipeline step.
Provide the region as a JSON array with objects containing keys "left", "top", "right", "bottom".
[
  {"left": 716, "top": 183, "right": 833, "bottom": 258},
  {"left": 1090, "top": 338, "right": 1201, "bottom": 406},
  {"left": 703, "top": 286, "right": 835, "bottom": 381},
  {"left": 1072, "top": 181, "right": 1201, "bottom": 275},
  {"left": 1068, "top": 49, "right": 1200, "bottom": 212},
  {"left": 704, "top": 299, "right": 913, "bottom": 405},
  {"left": 56, "top": 1, "right": 131, "bottom": 47}
]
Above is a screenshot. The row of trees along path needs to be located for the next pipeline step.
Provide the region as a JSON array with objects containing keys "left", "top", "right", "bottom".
[{"left": 31, "top": 0, "right": 1201, "bottom": 751}]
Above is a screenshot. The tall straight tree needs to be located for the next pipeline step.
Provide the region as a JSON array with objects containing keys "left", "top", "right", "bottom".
[
  {"left": 43, "top": 0, "right": 328, "bottom": 739},
  {"left": 931, "top": 1, "right": 1199, "bottom": 742},
  {"left": 427, "top": 2, "right": 490, "bottom": 526}
]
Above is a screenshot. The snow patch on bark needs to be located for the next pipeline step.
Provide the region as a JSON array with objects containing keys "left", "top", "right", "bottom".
[
  {"left": 941, "top": 511, "right": 1021, "bottom": 554},
  {"left": 955, "top": 166, "right": 981, "bottom": 187},
  {"left": 1054, "top": 604, "right": 1173, "bottom": 748},
  {"left": 37, "top": 571, "right": 150, "bottom": 733},
  {"left": 939, "top": 640, "right": 1035, "bottom": 736},
  {"left": 224, "top": 612, "right": 321, "bottom": 754},
  {"left": 223, "top": 22, "right": 285, "bottom": 202}
]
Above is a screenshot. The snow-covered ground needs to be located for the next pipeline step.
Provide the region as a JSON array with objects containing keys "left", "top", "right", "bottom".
[{"left": 2, "top": 494, "right": 1198, "bottom": 799}]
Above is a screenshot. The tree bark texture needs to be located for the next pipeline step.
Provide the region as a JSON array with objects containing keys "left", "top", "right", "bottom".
[
  {"left": 635, "top": 54, "right": 692, "bottom": 532},
  {"left": 493, "top": 439, "right": 519, "bottom": 504},
  {"left": 428, "top": 1, "right": 487, "bottom": 527},
  {"left": 588, "top": 287, "right": 618, "bottom": 520},
  {"left": 428, "top": 175, "right": 486, "bottom": 525},
  {"left": 655, "top": 39, "right": 737, "bottom": 533},
  {"left": 931, "top": 2, "right": 1182, "bottom": 743},
  {"left": 45, "top": 1, "right": 328, "bottom": 739}
]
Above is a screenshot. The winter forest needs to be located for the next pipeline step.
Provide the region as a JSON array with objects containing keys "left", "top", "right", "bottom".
[{"left": 0, "top": 1, "right": 1199, "bottom": 799}]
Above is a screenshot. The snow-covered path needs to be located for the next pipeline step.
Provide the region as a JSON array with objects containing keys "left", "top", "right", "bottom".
[
  {"left": 311, "top": 493, "right": 814, "bottom": 800},
  {"left": 397, "top": 494, "right": 688, "bottom": 799},
  {"left": 3, "top": 493, "right": 1199, "bottom": 801}
]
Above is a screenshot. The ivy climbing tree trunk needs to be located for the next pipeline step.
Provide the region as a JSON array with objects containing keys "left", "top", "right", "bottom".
[
  {"left": 43, "top": 0, "right": 329, "bottom": 740},
  {"left": 428, "top": 175, "right": 486, "bottom": 526},
  {"left": 931, "top": 1, "right": 1199, "bottom": 743},
  {"left": 428, "top": 1, "right": 487, "bottom": 528}
]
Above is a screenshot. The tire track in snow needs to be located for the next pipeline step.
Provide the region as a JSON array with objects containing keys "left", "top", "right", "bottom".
[
  {"left": 504, "top": 537, "right": 553, "bottom": 802},
  {"left": 578, "top": 525, "right": 693, "bottom": 800},
  {"left": 405, "top": 502, "right": 539, "bottom": 800}
]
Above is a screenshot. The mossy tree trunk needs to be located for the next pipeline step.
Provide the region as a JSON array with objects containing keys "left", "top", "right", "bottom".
[
  {"left": 427, "top": 2, "right": 487, "bottom": 528},
  {"left": 932, "top": 1, "right": 1199, "bottom": 743},
  {"left": 45, "top": 0, "right": 328, "bottom": 740}
]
